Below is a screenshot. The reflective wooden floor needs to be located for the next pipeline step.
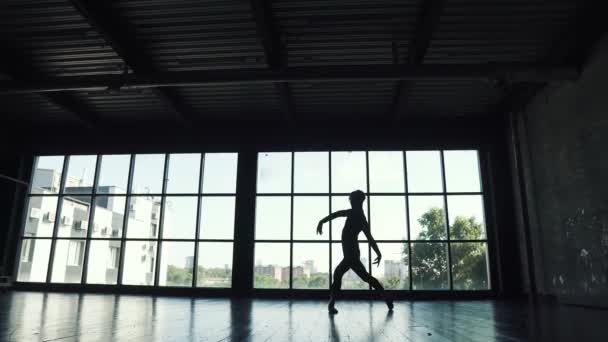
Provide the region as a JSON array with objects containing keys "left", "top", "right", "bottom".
[{"left": 1, "top": 292, "right": 607, "bottom": 341}]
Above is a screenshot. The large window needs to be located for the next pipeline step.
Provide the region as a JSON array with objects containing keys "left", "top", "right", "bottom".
[
  {"left": 253, "top": 151, "right": 490, "bottom": 291},
  {"left": 16, "top": 153, "right": 238, "bottom": 288}
]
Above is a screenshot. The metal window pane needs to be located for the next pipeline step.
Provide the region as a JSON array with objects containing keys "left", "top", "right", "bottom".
[
  {"left": 199, "top": 196, "right": 235, "bottom": 240},
  {"left": 197, "top": 242, "right": 233, "bottom": 288},
  {"left": 64, "top": 155, "right": 97, "bottom": 194},
  {"left": 331, "top": 242, "right": 369, "bottom": 290},
  {"left": 254, "top": 243, "right": 290, "bottom": 289},
  {"left": 292, "top": 243, "right": 329, "bottom": 289},
  {"left": 86, "top": 240, "right": 121, "bottom": 285},
  {"left": 369, "top": 196, "right": 407, "bottom": 240},
  {"left": 31, "top": 156, "right": 64, "bottom": 194},
  {"left": 375, "top": 243, "right": 409, "bottom": 290},
  {"left": 447, "top": 195, "right": 486, "bottom": 240},
  {"left": 409, "top": 196, "right": 446, "bottom": 240},
  {"left": 97, "top": 155, "right": 130, "bottom": 194},
  {"left": 125, "top": 196, "right": 161, "bottom": 239},
  {"left": 368, "top": 151, "right": 405, "bottom": 193},
  {"left": 257, "top": 152, "right": 292, "bottom": 194},
  {"left": 255, "top": 196, "right": 290, "bottom": 240},
  {"left": 166, "top": 154, "right": 201, "bottom": 194},
  {"left": 331, "top": 151, "right": 367, "bottom": 193},
  {"left": 411, "top": 242, "right": 449, "bottom": 290},
  {"left": 91, "top": 196, "right": 125, "bottom": 238},
  {"left": 294, "top": 152, "right": 329, "bottom": 193},
  {"left": 451, "top": 242, "right": 490, "bottom": 290},
  {"left": 17, "top": 239, "right": 52, "bottom": 282},
  {"left": 202, "top": 153, "right": 238, "bottom": 194},
  {"left": 51, "top": 239, "right": 86, "bottom": 283},
  {"left": 159, "top": 241, "right": 195, "bottom": 287},
  {"left": 293, "top": 196, "right": 329, "bottom": 241},
  {"left": 444, "top": 150, "right": 481, "bottom": 193},
  {"left": 122, "top": 240, "right": 157, "bottom": 286},
  {"left": 56, "top": 196, "right": 92, "bottom": 238},
  {"left": 406, "top": 151, "right": 443, "bottom": 193},
  {"left": 130, "top": 154, "right": 165, "bottom": 194},
  {"left": 23, "top": 196, "right": 58, "bottom": 238},
  {"left": 162, "top": 196, "right": 198, "bottom": 239}
]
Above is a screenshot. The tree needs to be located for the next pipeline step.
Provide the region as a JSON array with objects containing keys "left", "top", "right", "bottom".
[
  {"left": 167, "top": 265, "right": 192, "bottom": 286},
  {"left": 407, "top": 207, "right": 487, "bottom": 290}
]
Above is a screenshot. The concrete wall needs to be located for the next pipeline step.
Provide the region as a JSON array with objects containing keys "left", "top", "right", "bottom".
[{"left": 516, "top": 35, "right": 608, "bottom": 305}]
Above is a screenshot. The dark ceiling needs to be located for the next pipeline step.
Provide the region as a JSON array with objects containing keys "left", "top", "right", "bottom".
[{"left": 0, "top": 0, "right": 597, "bottom": 129}]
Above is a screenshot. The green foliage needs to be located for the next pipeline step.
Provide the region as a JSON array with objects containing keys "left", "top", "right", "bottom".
[
  {"left": 167, "top": 265, "right": 193, "bottom": 286},
  {"left": 197, "top": 266, "right": 232, "bottom": 287},
  {"left": 384, "top": 276, "right": 406, "bottom": 290},
  {"left": 254, "top": 273, "right": 288, "bottom": 288},
  {"left": 409, "top": 207, "right": 488, "bottom": 290}
]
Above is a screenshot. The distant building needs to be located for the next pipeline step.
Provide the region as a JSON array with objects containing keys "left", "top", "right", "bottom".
[
  {"left": 185, "top": 256, "right": 195, "bottom": 269},
  {"left": 384, "top": 260, "right": 407, "bottom": 284},
  {"left": 303, "top": 260, "right": 315, "bottom": 277},
  {"left": 285, "top": 266, "right": 304, "bottom": 281},
  {"left": 255, "top": 264, "right": 282, "bottom": 281},
  {"left": 18, "top": 169, "right": 160, "bottom": 286}
]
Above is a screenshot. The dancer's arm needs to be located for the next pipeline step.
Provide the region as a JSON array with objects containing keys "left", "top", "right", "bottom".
[
  {"left": 363, "top": 222, "right": 382, "bottom": 266},
  {"left": 316, "top": 210, "right": 349, "bottom": 235}
]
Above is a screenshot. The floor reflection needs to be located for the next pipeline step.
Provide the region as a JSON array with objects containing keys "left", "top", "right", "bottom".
[{"left": 1, "top": 293, "right": 608, "bottom": 341}]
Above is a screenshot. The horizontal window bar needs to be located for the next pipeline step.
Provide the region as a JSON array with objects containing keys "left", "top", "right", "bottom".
[
  {"left": 255, "top": 192, "right": 483, "bottom": 196},
  {"left": 254, "top": 239, "right": 488, "bottom": 243},
  {"left": 27, "top": 193, "right": 237, "bottom": 197}
]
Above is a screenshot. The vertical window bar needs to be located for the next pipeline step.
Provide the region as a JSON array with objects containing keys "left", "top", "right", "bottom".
[
  {"left": 154, "top": 154, "right": 170, "bottom": 287},
  {"left": 13, "top": 157, "right": 38, "bottom": 282},
  {"left": 403, "top": 150, "right": 413, "bottom": 291},
  {"left": 192, "top": 154, "right": 205, "bottom": 288},
  {"left": 81, "top": 155, "right": 101, "bottom": 284},
  {"left": 365, "top": 151, "right": 372, "bottom": 290},
  {"left": 117, "top": 154, "right": 135, "bottom": 285},
  {"left": 289, "top": 152, "right": 294, "bottom": 289},
  {"left": 328, "top": 151, "right": 332, "bottom": 290},
  {"left": 440, "top": 151, "right": 453, "bottom": 290},
  {"left": 46, "top": 156, "right": 70, "bottom": 283}
]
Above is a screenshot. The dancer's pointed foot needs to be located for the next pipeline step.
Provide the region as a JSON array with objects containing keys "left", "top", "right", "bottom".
[{"left": 386, "top": 298, "right": 394, "bottom": 311}]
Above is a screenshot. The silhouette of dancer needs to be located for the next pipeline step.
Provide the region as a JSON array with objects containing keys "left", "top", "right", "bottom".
[{"left": 317, "top": 190, "right": 393, "bottom": 314}]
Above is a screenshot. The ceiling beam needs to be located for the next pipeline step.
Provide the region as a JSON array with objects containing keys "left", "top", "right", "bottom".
[
  {"left": 390, "top": 0, "right": 447, "bottom": 119},
  {"left": 0, "top": 49, "right": 99, "bottom": 128},
  {"left": 68, "top": 0, "right": 193, "bottom": 124},
  {"left": 0, "top": 64, "right": 578, "bottom": 95},
  {"left": 250, "top": 0, "right": 293, "bottom": 120}
]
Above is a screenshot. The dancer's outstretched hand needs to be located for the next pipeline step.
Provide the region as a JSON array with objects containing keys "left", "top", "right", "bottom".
[
  {"left": 373, "top": 255, "right": 382, "bottom": 267},
  {"left": 316, "top": 222, "right": 323, "bottom": 235}
]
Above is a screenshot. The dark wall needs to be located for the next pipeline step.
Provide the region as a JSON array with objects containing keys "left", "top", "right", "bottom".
[
  {"left": 514, "top": 35, "right": 608, "bottom": 306},
  {"left": 0, "top": 153, "right": 27, "bottom": 275}
]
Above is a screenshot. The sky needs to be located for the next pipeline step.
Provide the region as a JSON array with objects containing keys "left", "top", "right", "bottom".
[{"left": 31, "top": 150, "right": 485, "bottom": 272}]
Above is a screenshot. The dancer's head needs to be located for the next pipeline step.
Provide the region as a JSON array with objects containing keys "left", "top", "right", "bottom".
[{"left": 349, "top": 190, "right": 366, "bottom": 208}]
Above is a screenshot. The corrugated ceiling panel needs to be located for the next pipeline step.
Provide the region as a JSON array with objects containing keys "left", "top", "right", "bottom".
[
  {"left": 177, "top": 83, "right": 282, "bottom": 120},
  {"left": 0, "top": 0, "right": 124, "bottom": 77},
  {"left": 75, "top": 90, "right": 175, "bottom": 121},
  {"left": 274, "top": 0, "right": 419, "bottom": 66},
  {"left": 292, "top": 81, "right": 396, "bottom": 118},
  {"left": 426, "top": 0, "right": 579, "bottom": 64},
  {"left": 115, "top": 0, "right": 267, "bottom": 71}
]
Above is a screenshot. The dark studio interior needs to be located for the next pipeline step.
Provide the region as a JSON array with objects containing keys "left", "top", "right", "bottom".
[{"left": 0, "top": 1, "right": 607, "bottom": 341}]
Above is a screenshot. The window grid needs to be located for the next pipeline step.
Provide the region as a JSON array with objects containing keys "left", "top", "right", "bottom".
[
  {"left": 254, "top": 150, "right": 489, "bottom": 291},
  {"left": 16, "top": 153, "right": 237, "bottom": 288}
]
